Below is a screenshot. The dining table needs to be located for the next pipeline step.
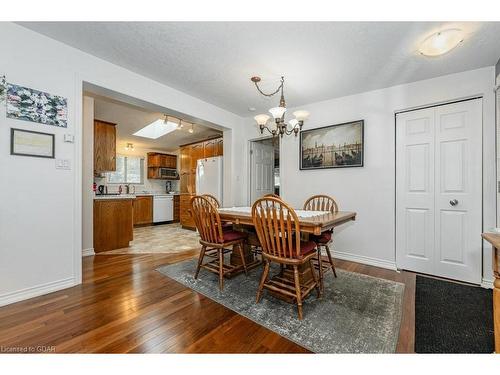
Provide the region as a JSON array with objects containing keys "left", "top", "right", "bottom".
[{"left": 217, "top": 206, "right": 357, "bottom": 286}]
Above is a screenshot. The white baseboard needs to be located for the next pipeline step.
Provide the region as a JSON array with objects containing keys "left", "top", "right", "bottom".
[
  {"left": 332, "top": 250, "right": 397, "bottom": 271},
  {"left": 0, "top": 277, "right": 76, "bottom": 307},
  {"left": 481, "top": 278, "right": 494, "bottom": 289},
  {"left": 82, "top": 248, "right": 95, "bottom": 257}
]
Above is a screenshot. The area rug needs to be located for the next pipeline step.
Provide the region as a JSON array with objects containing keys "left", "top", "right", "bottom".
[
  {"left": 415, "top": 275, "right": 494, "bottom": 353},
  {"left": 99, "top": 223, "right": 200, "bottom": 255},
  {"left": 156, "top": 259, "right": 405, "bottom": 353}
]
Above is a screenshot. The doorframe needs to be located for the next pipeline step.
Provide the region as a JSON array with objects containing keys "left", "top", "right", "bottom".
[
  {"left": 394, "top": 95, "right": 484, "bottom": 277},
  {"left": 247, "top": 136, "right": 282, "bottom": 206}
]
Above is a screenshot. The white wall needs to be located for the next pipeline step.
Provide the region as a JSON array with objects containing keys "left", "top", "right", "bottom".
[
  {"left": 242, "top": 67, "right": 496, "bottom": 283},
  {"left": 82, "top": 96, "right": 94, "bottom": 254},
  {"left": 0, "top": 23, "right": 245, "bottom": 306}
]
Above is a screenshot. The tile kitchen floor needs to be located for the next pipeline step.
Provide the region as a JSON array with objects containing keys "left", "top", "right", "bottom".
[{"left": 98, "top": 223, "right": 201, "bottom": 255}]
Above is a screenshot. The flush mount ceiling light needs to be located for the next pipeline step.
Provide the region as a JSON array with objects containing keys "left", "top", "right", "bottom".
[
  {"left": 251, "top": 76, "right": 309, "bottom": 138},
  {"left": 133, "top": 115, "right": 178, "bottom": 139},
  {"left": 419, "top": 29, "right": 464, "bottom": 57}
]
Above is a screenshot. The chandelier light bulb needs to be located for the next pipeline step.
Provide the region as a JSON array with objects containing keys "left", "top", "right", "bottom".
[
  {"left": 269, "top": 106, "right": 286, "bottom": 120},
  {"left": 293, "top": 110, "right": 310, "bottom": 122},
  {"left": 254, "top": 114, "right": 270, "bottom": 126}
]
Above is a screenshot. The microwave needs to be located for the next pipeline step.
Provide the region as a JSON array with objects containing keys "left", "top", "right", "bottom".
[{"left": 159, "top": 168, "right": 179, "bottom": 179}]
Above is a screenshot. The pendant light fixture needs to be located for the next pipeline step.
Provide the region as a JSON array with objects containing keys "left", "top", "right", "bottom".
[{"left": 251, "top": 76, "right": 309, "bottom": 138}]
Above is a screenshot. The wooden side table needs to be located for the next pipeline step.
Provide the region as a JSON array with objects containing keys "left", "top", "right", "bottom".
[{"left": 481, "top": 232, "right": 500, "bottom": 353}]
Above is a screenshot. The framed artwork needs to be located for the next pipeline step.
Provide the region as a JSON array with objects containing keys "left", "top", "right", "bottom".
[
  {"left": 0, "top": 75, "right": 6, "bottom": 103},
  {"left": 11, "top": 128, "right": 55, "bottom": 159},
  {"left": 300, "top": 120, "right": 364, "bottom": 170},
  {"left": 6, "top": 83, "right": 68, "bottom": 127}
]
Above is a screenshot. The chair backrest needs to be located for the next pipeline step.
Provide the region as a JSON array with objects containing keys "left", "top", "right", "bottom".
[
  {"left": 264, "top": 193, "right": 281, "bottom": 199},
  {"left": 252, "top": 197, "right": 302, "bottom": 259},
  {"left": 202, "top": 194, "right": 220, "bottom": 208},
  {"left": 303, "top": 194, "right": 338, "bottom": 213},
  {"left": 190, "top": 195, "right": 223, "bottom": 244}
]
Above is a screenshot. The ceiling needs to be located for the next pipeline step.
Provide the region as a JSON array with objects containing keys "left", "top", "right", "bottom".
[
  {"left": 20, "top": 22, "right": 500, "bottom": 116},
  {"left": 91, "top": 94, "right": 222, "bottom": 152}
]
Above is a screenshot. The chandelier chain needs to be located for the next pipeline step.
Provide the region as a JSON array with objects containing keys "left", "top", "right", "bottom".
[{"left": 253, "top": 76, "right": 284, "bottom": 98}]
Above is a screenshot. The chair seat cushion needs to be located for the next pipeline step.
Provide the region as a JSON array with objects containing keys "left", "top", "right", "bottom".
[
  {"left": 220, "top": 230, "right": 247, "bottom": 243},
  {"left": 221, "top": 222, "right": 233, "bottom": 231},
  {"left": 310, "top": 231, "right": 332, "bottom": 244},
  {"left": 293, "top": 240, "right": 317, "bottom": 259}
]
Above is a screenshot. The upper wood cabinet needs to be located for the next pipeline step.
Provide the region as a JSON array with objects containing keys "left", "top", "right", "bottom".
[
  {"left": 94, "top": 120, "right": 116, "bottom": 173},
  {"left": 190, "top": 143, "right": 204, "bottom": 170},
  {"left": 215, "top": 138, "right": 223, "bottom": 156},
  {"left": 147, "top": 152, "right": 178, "bottom": 179},
  {"left": 204, "top": 139, "right": 217, "bottom": 158},
  {"left": 179, "top": 136, "right": 222, "bottom": 229}
]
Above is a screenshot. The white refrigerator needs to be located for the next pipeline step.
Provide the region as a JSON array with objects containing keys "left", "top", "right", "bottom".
[{"left": 196, "top": 156, "right": 223, "bottom": 203}]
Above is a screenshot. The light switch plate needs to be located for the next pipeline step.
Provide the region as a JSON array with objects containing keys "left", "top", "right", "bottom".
[
  {"left": 64, "top": 134, "right": 74, "bottom": 143},
  {"left": 55, "top": 159, "right": 71, "bottom": 170}
]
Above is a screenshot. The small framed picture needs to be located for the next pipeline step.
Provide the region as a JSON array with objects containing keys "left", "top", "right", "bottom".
[{"left": 11, "top": 128, "right": 55, "bottom": 159}]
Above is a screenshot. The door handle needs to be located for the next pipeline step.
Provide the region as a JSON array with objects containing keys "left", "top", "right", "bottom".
[{"left": 449, "top": 199, "right": 459, "bottom": 206}]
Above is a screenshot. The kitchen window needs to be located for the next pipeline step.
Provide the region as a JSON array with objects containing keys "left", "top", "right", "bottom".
[{"left": 107, "top": 155, "right": 144, "bottom": 184}]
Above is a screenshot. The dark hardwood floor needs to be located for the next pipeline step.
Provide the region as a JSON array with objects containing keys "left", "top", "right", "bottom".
[{"left": 0, "top": 251, "right": 415, "bottom": 353}]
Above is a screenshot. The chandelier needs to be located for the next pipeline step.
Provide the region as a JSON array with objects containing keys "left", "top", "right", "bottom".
[{"left": 251, "top": 76, "right": 309, "bottom": 138}]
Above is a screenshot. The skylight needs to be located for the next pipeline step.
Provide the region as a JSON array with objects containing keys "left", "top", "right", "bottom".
[{"left": 133, "top": 118, "right": 178, "bottom": 139}]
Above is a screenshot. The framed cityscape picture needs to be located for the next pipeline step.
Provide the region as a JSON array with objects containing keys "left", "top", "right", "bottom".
[{"left": 300, "top": 120, "right": 364, "bottom": 170}]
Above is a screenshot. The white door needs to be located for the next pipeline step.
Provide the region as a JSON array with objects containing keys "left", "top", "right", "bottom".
[
  {"left": 250, "top": 141, "right": 275, "bottom": 203},
  {"left": 396, "top": 99, "right": 482, "bottom": 284}
]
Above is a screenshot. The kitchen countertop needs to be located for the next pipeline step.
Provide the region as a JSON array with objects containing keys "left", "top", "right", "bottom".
[
  {"left": 94, "top": 192, "right": 180, "bottom": 200},
  {"left": 94, "top": 194, "right": 136, "bottom": 200}
]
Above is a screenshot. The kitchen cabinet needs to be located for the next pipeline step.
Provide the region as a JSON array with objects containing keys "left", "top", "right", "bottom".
[
  {"left": 180, "top": 194, "right": 195, "bottom": 229},
  {"left": 147, "top": 152, "right": 178, "bottom": 179},
  {"left": 133, "top": 195, "right": 153, "bottom": 226},
  {"left": 94, "top": 120, "right": 116, "bottom": 173},
  {"left": 94, "top": 198, "right": 133, "bottom": 252},
  {"left": 215, "top": 137, "right": 224, "bottom": 156},
  {"left": 203, "top": 138, "right": 217, "bottom": 158},
  {"left": 173, "top": 195, "right": 180, "bottom": 222},
  {"left": 179, "top": 136, "right": 223, "bottom": 229}
]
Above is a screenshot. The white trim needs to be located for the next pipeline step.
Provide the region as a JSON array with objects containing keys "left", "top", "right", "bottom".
[
  {"left": 0, "top": 277, "right": 76, "bottom": 307},
  {"left": 481, "top": 278, "right": 494, "bottom": 289},
  {"left": 82, "top": 248, "right": 95, "bottom": 257},
  {"left": 333, "top": 250, "right": 398, "bottom": 271}
]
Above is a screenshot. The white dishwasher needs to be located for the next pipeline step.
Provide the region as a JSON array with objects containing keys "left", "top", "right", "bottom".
[{"left": 153, "top": 195, "right": 174, "bottom": 223}]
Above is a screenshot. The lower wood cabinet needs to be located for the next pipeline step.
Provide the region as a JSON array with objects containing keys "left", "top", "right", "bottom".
[
  {"left": 94, "top": 199, "right": 134, "bottom": 253},
  {"left": 180, "top": 194, "right": 195, "bottom": 229},
  {"left": 133, "top": 195, "right": 153, "bottom": 226},
  {"left": 173, "top": 195, "right": 180, "bottom": 222}
]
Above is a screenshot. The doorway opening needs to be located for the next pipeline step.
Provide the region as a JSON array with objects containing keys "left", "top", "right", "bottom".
[
  {"left": 81, "top": 82, "right": 228, "bottom": 257},
  {"left": 249, "top": 137, "right": 280, "bottom": 204}
]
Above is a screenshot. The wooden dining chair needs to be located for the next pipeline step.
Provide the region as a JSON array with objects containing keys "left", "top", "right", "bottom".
[
  {"left": 202, "top": 194, "right": 233, "bottom": 231},
  {"left": 264, "top": 193, "right": 281, "bottom": 199},
  {"left": 252, "top": 197, "right": 320, "bottom": 320},
  {"left": 190, "top": 195, "right": 248, "bottom": 290},
  {"left": 202, "top": 194, "right": 220, "bottom": 208},
  {"left": 303, "top": 194, "right": 339, "bottom": 292}
]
